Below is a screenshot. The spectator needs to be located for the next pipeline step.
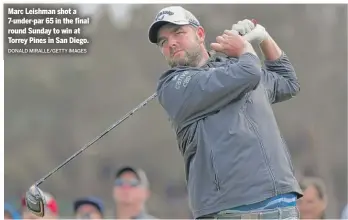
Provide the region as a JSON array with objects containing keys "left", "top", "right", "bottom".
[
  {"left": 73, "top": 196, "right": 104, "bottom": 219},
  {"left": 4, "top": 203, "right": 21, "bottom": 219},
  {"left": 297, "top": 177, "right": 327, "bottom": 219},
  {"left": 21, "top": 190, "right": 59, "bottom": 219},
  {"left": 113, "top": 166, "right": 156, "bottom": 219}
]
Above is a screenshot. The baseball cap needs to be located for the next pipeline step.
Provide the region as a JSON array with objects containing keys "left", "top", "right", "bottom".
[
  {"left": 148, "top": 6, "right": 201, "bottom": 44},
  {"left": 21, "top": 191, "right": 59, "bottom": 215},
  {"left": 115, "top": 166, "right": 150, "bottom": 188},
  {"left": 73, "top": 196, "right": 104, "bottom": 214}
]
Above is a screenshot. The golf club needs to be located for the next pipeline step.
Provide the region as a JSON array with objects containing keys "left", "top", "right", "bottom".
[{"left": 24, "top": 92, "right": 158, "bottom": 217}]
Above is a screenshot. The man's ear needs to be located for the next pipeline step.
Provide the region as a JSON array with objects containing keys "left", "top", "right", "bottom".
[{"left": 196, "top": 26, "right": 205, "bottom": 43}]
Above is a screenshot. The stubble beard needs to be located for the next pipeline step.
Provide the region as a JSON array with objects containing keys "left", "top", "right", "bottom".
[{"left": 167, "top": 44, "right": 203, "bottom": 68}]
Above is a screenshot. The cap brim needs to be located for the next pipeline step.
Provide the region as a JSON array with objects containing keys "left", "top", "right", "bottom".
[
  {"left": 115, "top": 166, "right": 150, "bottom": 188},
  {"left": 115, "top": 166, "right": 139, "bottom": 179},
  {"left": 148, "top": 20, "right": 190, "bottom": 44}
]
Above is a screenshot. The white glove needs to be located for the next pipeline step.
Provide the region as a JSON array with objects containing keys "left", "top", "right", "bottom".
[{"left": 232, "top": 19, "right": 270, "bottom": 44}]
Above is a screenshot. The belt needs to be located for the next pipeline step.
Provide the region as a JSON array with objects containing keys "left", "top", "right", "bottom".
[
  {"left": 198, "top": 206, "right": 299, "bottom": 219},
  {"left": 230, "top": 193, "right": 298, "bottom": 211}
]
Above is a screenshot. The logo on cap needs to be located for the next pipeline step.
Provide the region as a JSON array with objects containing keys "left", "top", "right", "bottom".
[
  {"left": 155, "top": 10, "right": 174, "bottom": 21},
  {"left": 188, "top": 18, "right": 199, "bottom": 26}
]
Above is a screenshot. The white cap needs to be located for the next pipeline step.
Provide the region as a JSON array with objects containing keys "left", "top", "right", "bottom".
[
  {"left": 116, "top": 166, "right": 150, "bottom": 188},
  {"left": 148, "top": 6, "right": 200, "bottom": 44}
]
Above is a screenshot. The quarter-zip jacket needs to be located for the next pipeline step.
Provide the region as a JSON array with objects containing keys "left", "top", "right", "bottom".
[{"left": 156, "top": 52, "right": 302, "bottom": 218}]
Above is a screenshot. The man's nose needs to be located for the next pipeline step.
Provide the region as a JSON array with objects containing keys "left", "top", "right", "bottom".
[{"left": 168, "top": 36, "right": 178, "bottom": 48}]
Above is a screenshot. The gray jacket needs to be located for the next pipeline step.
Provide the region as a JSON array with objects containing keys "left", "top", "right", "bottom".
[{"left": 156, "top": 52, "right": 303, "bottom": 218}]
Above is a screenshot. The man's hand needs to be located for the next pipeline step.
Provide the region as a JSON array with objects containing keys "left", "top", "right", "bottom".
[
  {"left": 210, "top": 30, "right": 257, "bottom": 57},
  {"left": 232, "top": 19, "right": 282, "bottom": 60},
  {"left": 232, "top": 19, "right": 270, "bottom": 44}
]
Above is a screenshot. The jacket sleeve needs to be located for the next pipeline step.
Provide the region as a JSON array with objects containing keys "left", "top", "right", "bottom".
[
  {"left": 157, "top": 53, "right": 262, "bottom": 124},
  {"left": 261, "top": 52, "right": 300, "bottom": 104}
]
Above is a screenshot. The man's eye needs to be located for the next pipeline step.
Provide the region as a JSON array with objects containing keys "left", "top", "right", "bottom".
[
  {"left": 176, "top": 31, "right": 184, "bottom": 35},
  {"left": 160, "top": 40, "right": 167, "bottom": 46},
  {"left": 158, "top": 40, "right": 166, "bottom": 47}
]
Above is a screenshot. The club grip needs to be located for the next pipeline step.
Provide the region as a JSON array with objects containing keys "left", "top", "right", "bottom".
[{"left": 239, "top": 19, "right": 258, "bottom": 36}]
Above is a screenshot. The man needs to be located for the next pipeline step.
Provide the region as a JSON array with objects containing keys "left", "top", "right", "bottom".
[
  {"left": 113, "top": 166, "right": 156, "bottom": 219},
  {"left": 21, "top": 190, "right": 59, "bottom": 219},
  {"left": 148, "top": 6, "right": 302, "bottom": 219},
  {"left": 73, "top": 196, "right": 104, "bottom": 219},
  {"left": 297, "top": 177, "right": 327, "bottom": 219}
]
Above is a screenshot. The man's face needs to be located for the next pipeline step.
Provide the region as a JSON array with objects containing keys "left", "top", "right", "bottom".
[
  {"left": 113, "top": 171, "right": 148, "bottom": 205},
  {"left": 297, "top": 185, "right": 326, "bottom": 219},
  {"left": 75, "top": 204, "right": 102, "bottom": 219},
  {"left": 157, "top": 23, "right": 205, "bottom": 68}
]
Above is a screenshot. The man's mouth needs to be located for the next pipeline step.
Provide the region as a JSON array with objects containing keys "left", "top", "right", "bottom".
[{"left": 172, "top": 50, "right": 183, "bottom": 56}]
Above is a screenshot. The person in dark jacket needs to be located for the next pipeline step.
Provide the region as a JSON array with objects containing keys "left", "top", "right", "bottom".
[{"left": 148, "top": 5, "right": 302, "bottom": 219}]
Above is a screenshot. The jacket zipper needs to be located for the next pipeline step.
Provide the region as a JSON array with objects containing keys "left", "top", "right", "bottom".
[
  {"left": 241, "top": 97, "right": 279, "bottom": 195},
  {"left": 210, "top": 150, "right": 221, "bottom": 191}
]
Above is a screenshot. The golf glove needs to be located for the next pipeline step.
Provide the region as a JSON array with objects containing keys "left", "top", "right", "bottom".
[{"left": 232, "top": 19, "right": 270, "bottom": 44}]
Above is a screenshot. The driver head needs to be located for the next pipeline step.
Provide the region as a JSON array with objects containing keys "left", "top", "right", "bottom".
[
  {"left": 25, "top": 185, "right": 45, "bottom": 217},
  {"left": 22, "top": 186, "right": 58, "bottom": 218}
]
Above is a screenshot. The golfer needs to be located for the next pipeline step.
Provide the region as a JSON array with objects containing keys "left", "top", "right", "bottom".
[{"left": 149, "top": 6, "right": 302, "bottom": 220}]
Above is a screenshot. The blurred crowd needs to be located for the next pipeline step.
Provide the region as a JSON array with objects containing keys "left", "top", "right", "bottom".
[
  {"left": 4, "top": 166, "right": 348, "bottom": 219},
  {"left": 4, "top": 166, "right": 157, "bottom": 219}
]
